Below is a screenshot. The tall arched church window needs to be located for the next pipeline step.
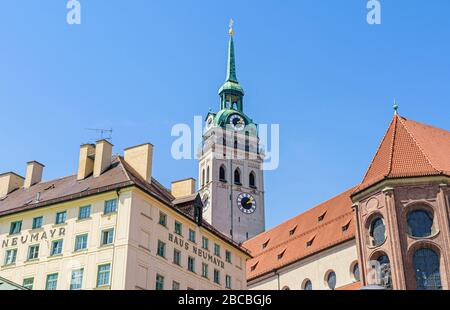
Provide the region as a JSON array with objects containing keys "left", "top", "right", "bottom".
[
  {"left": 202, "top": 169, "right": 205, "bottom": 187},
  {"left": 413, "top": 248, "right": 442, "bottom": 290},
  {"left": 219, "top": 165, "right": 226, "bottom": 182},
  {"left": 234, "top": 169, "right": 241, "bottom": 185},
  {"left": 206, "top": 166, "right": 210, "bottom": 184},
  {"left": 407, "top": 209, "right": 434, "bottom": 238},
  {"left": 249, "top": 171, "right": 256, "bottom": 188}
]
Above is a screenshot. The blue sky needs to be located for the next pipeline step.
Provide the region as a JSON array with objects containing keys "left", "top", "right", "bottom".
[{"left": 1, "top": 1, "right": 449, "bottom": 229}]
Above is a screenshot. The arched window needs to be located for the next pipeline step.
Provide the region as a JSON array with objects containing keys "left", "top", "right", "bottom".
[
  {"left": 373, "top": 254, "right": 392, "bottom": 289},
  {"left": 281, "top": 286, "right": 290, "bottom": 290},
  {"left": 326, "top": 271, "right": 336, "bottom": 290},
  {"left": 413, "top": 248, "right": 442, "bottom": 290},
  {"left": 206, "top": 166, "right": 210, "bottom": 184},
  {"left": 234, "top": 169, "right": 241, "bottom": 185},
  {"left": 369, "top": 216, "right": 386, "bottom": 247},
  {"left": 219, "top": 165, "right": 226, "bottom": 182},
  {"left": 249, "top": 171, "right": 256, "bottom": 188},
  {"left": 303, "top": 279, "right": 312, "bottom": 290},
  {"left": 407, "top": 209, "right": 434, "bottom": 238},
  {"left": 201, "top": 169, "right": 205, "bottom": 187},
  {"left": 352, "top": 263, "right": 360, "bottom": 282}
]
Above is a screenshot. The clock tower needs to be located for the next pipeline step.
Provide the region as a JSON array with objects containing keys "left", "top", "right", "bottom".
[{"left": 198, "top": 21, "right": 265, "bottom": 243}]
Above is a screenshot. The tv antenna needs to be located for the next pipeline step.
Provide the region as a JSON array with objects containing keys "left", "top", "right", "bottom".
[{"left": 85, "top": 128, "right": 113, "bottom": 141}]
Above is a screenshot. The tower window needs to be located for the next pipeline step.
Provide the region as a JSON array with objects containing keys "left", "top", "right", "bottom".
[
  {"left": 407, "top": 208, "right": 434, "bottom": 238},
  {"left": 234, "top": 139, "right": 238, "bottom": 149},
  {"left": 206, "top": 166, "right": 210, "bottom": 184},
  {"left": 202, "top": 169, "right": 205, "bottom": 187},
  {"left": 249, "top": 171, "right": 256, "bottom": 188},
  {"left": 234, "top": 169, "right": 241, "bottom": 185},
  {"left": 219, "top": 165, "right": 226, "bottom": 182}
]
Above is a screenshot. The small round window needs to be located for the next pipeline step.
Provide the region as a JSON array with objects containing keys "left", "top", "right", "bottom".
[
  {"left": 326, "top": 271, "right": 336, "bottom": 290},
  {"left": 407, "top": 209, "right": 434, "bottom": 238},
  {"left": 369, "top": 216, "right": 386, "bottom": 247}
]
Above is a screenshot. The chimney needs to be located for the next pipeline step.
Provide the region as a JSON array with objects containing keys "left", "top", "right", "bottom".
[
  {"left": 124, "top": 143, "right": 153, "bottom": 182},
  {"left": 93, "top": 140, "right": 113, "bottom": 178},
  {"left": 171, "top": 178, "right": 196, "bottom": 198},
  {"left": 77, "top": 144, "right": 96, "bottom": 180},
  {"left": 24, "top": 161, "right": 45, "bottom": 189},
  {"left": 0, "top": 172, "right": 24, "bottom": 198}
]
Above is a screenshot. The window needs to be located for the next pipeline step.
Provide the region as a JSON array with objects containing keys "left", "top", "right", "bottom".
[
  {"left": 74, "top": 234, "right": 88, "bottom": 251},
  {"left": 188, "top": 256, "right": 195, "bottom": 272},
  {"left": 55, "top": 211, "right": 67, "bottom": 224},
  {"left": 50, "top": 239, "right": 63, "bottom": 256},
  {"left": 4, "top": 249, "right": 17, "bottom": 265},
  {"left": 250, "top": 262, "right": 258, "bottom": 272},
  {"left": 32, "top": 216, "right": 43, "bottom": 229},
  {"left": 202, "top": 169, "right": 205, "bottom": 187},
  {"left": 407, "top": 209, "right": 434, "bottom": 238},
  {"left": 202, "top": 263, "right": 208, "bottom": 278},
  {"left": 9, "top": 221, "right": 22, "bottom": 235},
  {"left": 157, "top": 240, "right": 166, "bottom": 258},
  {"left": 303, "top": 279, "right": 312, "bottom": 290},
  {"left": 175, "top": 221, "right": 183, "bottom": 236},
  {"left": 45, "top": 273, "right": 58, "bottom": 290},
  {"left": 27, "top": 245, "right": 39, "bottom": 260},
  {"left": 172, "top": 281, "right": 180, "bottom": 290},
  {"left": 159, "top": 212, "right": 167, "bottom": 227},
  {"left": 219, "top": 166, "right": 226, "bottom": 182},
  {"left": 189, "top": 229, "right": 196, "bottom": 243},
  {"left": 262, "top": 239, "right": 270, "bottom": 249},
  {"left": 318, "top": 211, "right": 327, "bottom": 222},
  {"left": 249, "top": 172, "right": 256, "bottom": 188},
  {"left": 277, "top": 249, "right": 286, "bottom": 260},
  {"left": 155, "top": 274, "right": 164, "bottom": 290},
  {"left": 373, "top": 254, "right": 392, "bottom": 289},
  {"left": 234, "top": 169, "right": 241, "bottom": 185},
  {"left": 369, "top": 216, "right": 386, "bottom": 247},
  {"left": 342, "top": 221, "right": 351, "bottom": 232},
  {"left": 413, "top": 248, "right": 442, "bottom": 290},
  {"left": 225, "top": 250, "right": 232, "bottom": 263},
  {"left": 206, "top": 166, "right": 210, "bottom": 184},
  {"left": 282, "top": 286, "right": 290, "bottom": 290},
  {"left": 289, "top": 226, "right": 297, "bottom": 236},
  {"left": 173, "top": 249, "right": 181, "bottom": 266},
  {"left": 213, "top": 269, "right": 220, "bottom": 284},
  {"left": 97, "top": 264, "right": 111, "bottom": 287},
  {"left": 202, "top": 236, "right": 209, "bottom": 250},
  {"left": 225, "top": 275, "right": 232, "bottom": 289},
  {"left": 78, "top": 205, "right": 91, "bottom": 219},
  {"left": 353, "top": 263, "right": 360, "bottom": 282},
  {"left": 22, "top": 278, "right": 34, "bottom": 290},
  {"left": 326, "top": 271, "right": 336, "bottom": 290},
  {"left": 306, "top": 236, "right": 315, "bottom": 247},
  {"left": 70, "top": 269, "right": 84, "bottom": 290},
  {"left": 104, "top": 199, "right": 117, "bottom": 214},
  {"left": 214, "top": 243, "right": 221, "bottom": 257},
  {"left": 101, "top": 229, "right": 114, "bottom": 245}
]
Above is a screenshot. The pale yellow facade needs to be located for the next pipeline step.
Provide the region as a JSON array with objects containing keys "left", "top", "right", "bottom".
[
  {"left": 0, "top": 187, "right": 249, "bottom": 290},
  {"left": 247, "top": 240, "right": 359, "bottom": 290}
]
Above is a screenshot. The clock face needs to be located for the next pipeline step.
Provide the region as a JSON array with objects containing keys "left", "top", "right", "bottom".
[
  {"left": 202, "top": 190, "right": 210, "bottom": 212},
  {"left": 205, "top": 116, "right": 214, "bottom": 131},
  {"left": 237, "top": 193, "right": 256, "bottom": 214},
  {"left": 229, "top": 114, "right": 245, "bottom": 131}
]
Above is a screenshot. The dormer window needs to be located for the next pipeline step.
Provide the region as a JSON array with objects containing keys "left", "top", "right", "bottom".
[
  {"left": 262, "top": 239, "right": 270, "bottom": 249},
  {"left": 318, "top": 211, "right": 327, "bottom": 222},
  {"left": 250, "top": 262, "right": 259, "bottom": 272},
  {"left": 306, "top": 236, "right": 315, "bottom": 248},
  {"left": 289, "top": 225, "right": 297, "bottom": 236},
  {"left": 277, "top": 249, "right": 286, "bottom": 260},
  {"left": 342, "top": 220, "right": 351, "bottom": 232}
]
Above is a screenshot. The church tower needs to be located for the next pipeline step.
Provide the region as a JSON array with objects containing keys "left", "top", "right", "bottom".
[{"left": 198, "top": 21, "right": 265, "bottom": 243}]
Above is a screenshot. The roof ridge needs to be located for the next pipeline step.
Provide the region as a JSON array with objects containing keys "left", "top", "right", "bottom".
[
  {"left": 249, "top": 210, "right": 353, "bottom": 259},
  {"left": 386, "top": 114, "right": 399, "bottom": 177},
  {"left": 358, "top": 116, "right": 397, "bottom": 186},
  {"left": 116, "top": 156, "right": 132, "bottom": 182},
  {"left": 397, "top": 116, "right": 441, "bottom": 173}
]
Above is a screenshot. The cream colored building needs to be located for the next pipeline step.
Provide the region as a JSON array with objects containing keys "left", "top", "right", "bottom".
[{"left": 0, "top": 140, "right": 250, "bottom": 290}]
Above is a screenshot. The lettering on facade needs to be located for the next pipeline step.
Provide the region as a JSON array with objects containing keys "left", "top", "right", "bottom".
[
  {"left": 168, "top": 233, "right": 225, "bottom": 269},
  {"left": 1, "top": 228, "right": 66, "bottom": 248}
]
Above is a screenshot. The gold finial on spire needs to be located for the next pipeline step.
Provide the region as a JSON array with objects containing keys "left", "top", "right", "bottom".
[{"left": 229, "top": 18, "right": 234, "bottom": 36}]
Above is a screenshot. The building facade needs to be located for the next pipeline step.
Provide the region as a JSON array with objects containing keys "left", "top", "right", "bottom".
[
  {"left": 198, "top": 23, "right": 265, "bottom": 244},
  {"left": 0, "top": 140, "right": 250, "bottom": 290},
  {"left": 245, "top": 113, "right": 450, "bottom": 290}
]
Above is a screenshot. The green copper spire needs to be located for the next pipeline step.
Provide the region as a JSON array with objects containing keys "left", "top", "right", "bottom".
[{"left": 219, "top": 19, "right": 244, "bottom": 111}]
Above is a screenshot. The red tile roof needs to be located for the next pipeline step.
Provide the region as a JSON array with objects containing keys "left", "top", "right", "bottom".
[
  {"left": 354, "top": 115, "right": 450, "bottom": 193},
  {"left": 243, "top": 187, "right": 356, "bottom": 281},
  {"left": 336, "top": 281, "right": 362, "bottom": 290}
]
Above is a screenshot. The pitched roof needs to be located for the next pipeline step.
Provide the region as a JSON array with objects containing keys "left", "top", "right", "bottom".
[
  {"left": 0, "top": 156, "right": 250, "bottom": 256},
  {"left": 243, "top": 187, "right": 356, "bottom": 281},
  {"left": 354, "top": 115, "right": 450, "bottom": 193}
]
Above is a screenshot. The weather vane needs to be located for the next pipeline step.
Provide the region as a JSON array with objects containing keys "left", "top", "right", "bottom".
[{"left": 229, "top": 18, "right": 234, "bottom": 36}]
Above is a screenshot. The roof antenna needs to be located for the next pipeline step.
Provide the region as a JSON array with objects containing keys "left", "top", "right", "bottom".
[
  {"left": 393, "top": 99, "right": 399, "bottom": 115},
  {"left": 85, "top": 128, "right": 113, "bottom": 142}
]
